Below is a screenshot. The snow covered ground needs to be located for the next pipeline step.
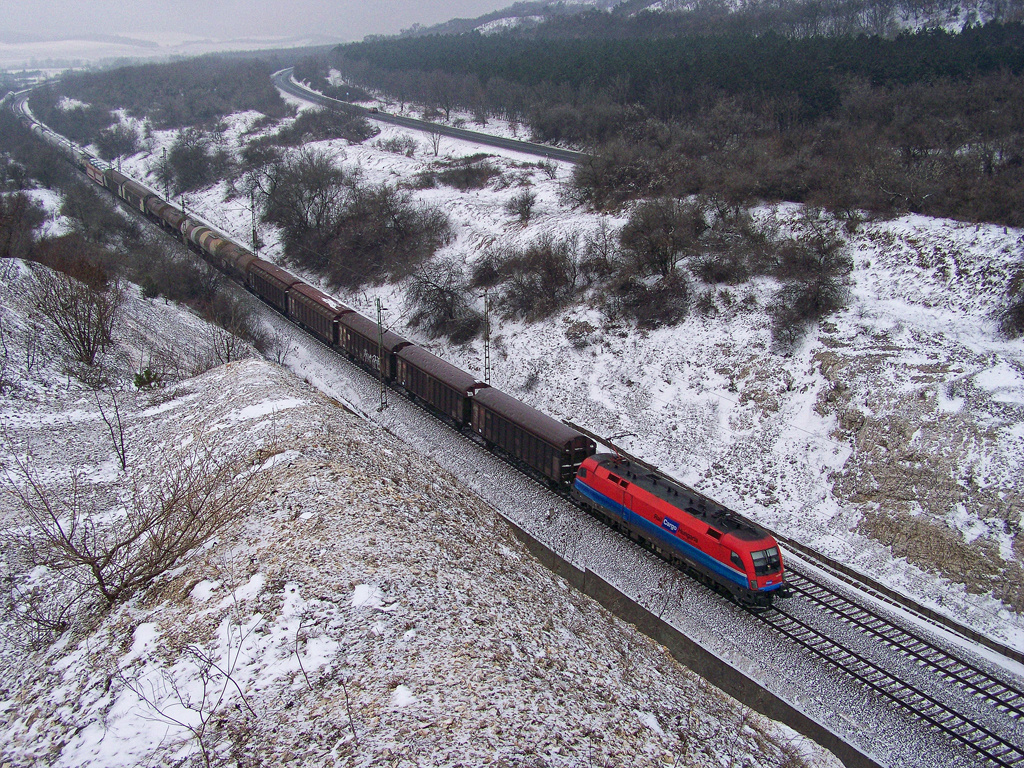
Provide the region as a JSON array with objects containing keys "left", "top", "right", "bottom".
[
  {"left": 7, "top": 76, "right": 1024, "bottom": 764},
  {"left": 0, "top": 261, "right": 839, "bottom": 767},
  {"left": 96, "top": 85, "right": 1024, "bottom": 654}
]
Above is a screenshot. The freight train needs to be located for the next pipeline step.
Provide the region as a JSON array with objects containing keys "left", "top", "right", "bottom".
[{"left": 9, "top": 97, "right": 788, "bottom": 607}]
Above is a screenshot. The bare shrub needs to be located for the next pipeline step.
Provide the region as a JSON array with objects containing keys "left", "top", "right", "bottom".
[
  {"left": 95, "top": 384, "right": 129, "bottom": 471},
  {"left": 435, "top": 157, "right": 500, "bottom": 191},
  {"left": 566, "top": 139, "right": 658, "bottom": 209},
  {"left": 95, "top": 123, "right": 141, "bottom": 161},
  {"left": 580, "top": 221, "right": 620, "bottom": 282},
  {"left": 375, "top": 135, "right": 418, "bottom": 156},
  {"left": 693, "top": 251, "right": 751, "bottom": 284},
  {"left": 564, "top": 320, "right": 596, "bottom": 349},
  {"left": 262, "top": 149, "right": 451, "bottom": 288},
  {"left": 0, "top": 192, "right": 45, "bottom": 260},
  {"left": 767, "top": 211, "right": 852, "bottom": 345},
  {"left": 0, "top": 319, "right": 11, "bottom": 395},
  {"left": 772, "top": 209, "right": 850, "bottom": 281},
  {"left": 260, "top": 147, "right": 349, "bottom": 264},
  {"left": 770, "top": 274, "right": 849, "bottom": 347},
  {"left": 0, "top": 435, "right": 269, "bottom": 638},
  {"left": 272, "top": 106, "right": 375, "bottom": 147},
  {"left": 620, "top": 197, "right": 708, "bottom": 278},
  {"left": 495, "top": 234, "right": 583, "bottom": 321},
  {"left": 117, "top": 592, "right": 262, "bottom": 768},
  {"left": 166, "top": 127, "right": 232, "bottom": 194},
  {"left": 1001, "top": 267, "right": 1024, "bottom": 338},
  {"left": 28, "top": 263, "right": 124, "bottom": 367},
  {"left": 203, "top": 292, "right": 267, "bottom": 358},
  {"left": 407, "top": 258, "right": 482, "bottom": 343},
  {"left": 606, "top": 272, "right": 690, "bottom": 329},
  {"left": 505, "top": 189, "right": 537, "bottom": 224},
  {"left": 469, "top": 250, "right": 505, "bottom": 290},
  {"left": 323, "top": 184, "right": 452, "bottom": 288},
  {"left": 59, "top": 179, "right": 142, "bottom": 245},
  {"left": 536, "top": 160, "right": 557, "bottom": 180}
]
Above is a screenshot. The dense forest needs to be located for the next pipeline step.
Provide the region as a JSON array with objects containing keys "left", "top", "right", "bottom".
[
  {"left": 328, "top": 23, "right": 1024, "bottom": 227},
  {"left": 405, "top": 0, "right": 1024, "bottom": 39}
]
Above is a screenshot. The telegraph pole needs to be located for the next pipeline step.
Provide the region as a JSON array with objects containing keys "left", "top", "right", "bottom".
[
  {"left": 483, "top": 289, "right": 491, "bottom": 384},
  {"left": 180, "top": 196, "right": 188, "bottom": 249},
  {"left": 250, "top": 190, "right": 259, "bottom": 257},
  {"left": 376, "top": 297, "right": 388, "bottom": 411},
  {"left": 162, "top": 147, "right": 168, "bottom": 199}
]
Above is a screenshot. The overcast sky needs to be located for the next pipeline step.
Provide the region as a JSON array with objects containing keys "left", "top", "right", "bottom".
[{"left": 2, "top": 1, "right": 513, "bottom": 43}]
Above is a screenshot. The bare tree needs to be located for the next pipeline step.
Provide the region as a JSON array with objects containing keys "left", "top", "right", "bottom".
[
  {"left": 427, "top": 130, "right": 443, "bottom": 157},
  {"left": 94, "top": 384, "right": 129, "bottom": 471},
  {"left": 261, "top": 148, "right": 349, "bottom": 234},
  {"left": 0, "top": 192, "right": 44, "bottom": 260},
  {"left": 1, "top": 434, "right": 269, "bottom": 624},
  {"left": 407, "top": 257, "right": 481, "bottom": 341},
  {"left": 0, "top": 319, "right": 10, "bottom": 395},
  {"left": 29, "top": 265, "right": 124, "bottom": 367}
]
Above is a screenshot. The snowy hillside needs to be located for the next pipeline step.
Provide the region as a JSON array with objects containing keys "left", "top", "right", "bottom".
[
  {"left": 85, "top": 81, "right": 1024, "bottom": 658},
  {"left": 0, "top": 261, "right": 836, "bottom": 767}
]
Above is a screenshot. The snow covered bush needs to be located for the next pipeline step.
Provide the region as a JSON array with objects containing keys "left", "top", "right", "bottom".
[{"left": 505, "top": 188, "right": 537, "bottom": 224}]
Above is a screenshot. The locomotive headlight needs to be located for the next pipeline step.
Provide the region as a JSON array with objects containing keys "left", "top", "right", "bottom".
[{"left": 749, "top": 580, "right": 757, "bottom": 589}]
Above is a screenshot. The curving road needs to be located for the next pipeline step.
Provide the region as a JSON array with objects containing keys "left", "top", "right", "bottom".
[{"left": 272, "top": 68, "right": 588, "bottom": 165}]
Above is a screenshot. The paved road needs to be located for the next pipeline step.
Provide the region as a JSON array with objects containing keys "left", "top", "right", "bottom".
[{"left": 272, "top": 68, "right": 588, "bottom": 165}]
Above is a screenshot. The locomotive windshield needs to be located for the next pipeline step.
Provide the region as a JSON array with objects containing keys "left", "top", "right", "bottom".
[{"left": 751, "top": 547, "right": 781, "bottom": 576}]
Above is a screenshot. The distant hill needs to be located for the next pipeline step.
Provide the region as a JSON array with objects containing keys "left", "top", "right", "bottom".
[{"left": 396, "top": 0, "right": 1024, "bottom": 38}]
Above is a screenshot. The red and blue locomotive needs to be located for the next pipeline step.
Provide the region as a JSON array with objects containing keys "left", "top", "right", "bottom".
[{"left": 572, "top": 453, "right": 788, "bottom": 606}]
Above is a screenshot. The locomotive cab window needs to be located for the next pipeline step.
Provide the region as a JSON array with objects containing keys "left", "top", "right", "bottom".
[
  {"left": 730, "top": 552, "right": 743, "bottom": 570},
  {"left": 751, "top": 547, "right": 781, "bottom": 576},
  {"left": 578, "top": 466, "right": 587, "bottom": 478}
]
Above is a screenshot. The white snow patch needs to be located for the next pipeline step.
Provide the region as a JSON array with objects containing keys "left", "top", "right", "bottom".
[
  {"left": 124, "top": 623, "right": 159, "bottom": 665},
  {"left": 636, "top": 710, "right": 665, "bottom": 736},
  {"left": 352, "top": 584, "right": 384, "bottom": 609},
  {"left": 974, "top": 362, "right": 1024, "bottom": 404},
  {"left": 232, "top": 573, "right": 265, "bottom": 602},
  {"left": 189, "top": 580, "right": 219, "bottom": 602},
  {"left": 226, "top": 397, "right": 304, "bottom": 422},
  {"left": 391, "top": 684, "right": 416, "bottom": 707}
]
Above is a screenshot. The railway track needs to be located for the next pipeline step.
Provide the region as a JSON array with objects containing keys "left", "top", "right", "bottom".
[
  {"left": 755, "top": 601, "right": 1024, "bottom": 767},
  {"left": 786, "top": 565, "right": 1024, "bottom": 720}
]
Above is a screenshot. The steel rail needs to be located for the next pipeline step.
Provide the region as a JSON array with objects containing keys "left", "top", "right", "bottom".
[
  {"left": 758, "top": 605, "right": 1024, "bottom": 767},
  {"left": 786, "top": 568, "right": 1024, "bottom": 720}
]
